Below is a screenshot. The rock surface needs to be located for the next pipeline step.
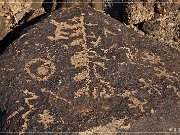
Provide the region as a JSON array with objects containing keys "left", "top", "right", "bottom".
[{"left": 0, "top": 6, "right": 180, "bottom": 133}]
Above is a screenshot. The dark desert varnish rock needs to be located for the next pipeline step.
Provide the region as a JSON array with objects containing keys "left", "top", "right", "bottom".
[{"left": 0, "top": 6, "right": 179, "bottom": 133}]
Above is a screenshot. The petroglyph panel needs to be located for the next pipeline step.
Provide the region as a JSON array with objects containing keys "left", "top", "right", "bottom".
[{"left": 0, "top": 6, "right": 180, "bottom": 133}]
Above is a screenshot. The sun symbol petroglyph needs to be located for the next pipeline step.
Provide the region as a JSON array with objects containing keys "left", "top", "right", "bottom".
[
  {"left": 24, "top": 58, "right": 56, "bottom": 81},
  {"left": 37, "top": 110, "right": 54, "bottom": 129},
  {"left": 48, "top": 13, "right": 115, "bottom": 99},
  {"left": 20, "top": 89, "right": 38, "bottom": 133}
]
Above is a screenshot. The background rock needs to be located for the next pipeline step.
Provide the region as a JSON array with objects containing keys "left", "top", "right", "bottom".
[
  {"left": 0, "top": 0, "right": 45, "bottom": 40},
  {"left": 106, "top": 0, "right": 180, "bottom": 49}
]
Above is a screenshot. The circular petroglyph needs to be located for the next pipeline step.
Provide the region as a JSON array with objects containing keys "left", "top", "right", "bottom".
[{"left": 24, "top": 58, "right": 56, "bottom": 81}]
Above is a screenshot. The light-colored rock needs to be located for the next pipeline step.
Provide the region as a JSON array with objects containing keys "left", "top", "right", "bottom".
[{"left": 0, "top": 0, "right": 45, "bottom": 40}]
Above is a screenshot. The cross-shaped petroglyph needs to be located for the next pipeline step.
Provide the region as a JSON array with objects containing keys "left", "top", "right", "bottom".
[{"left": 48, "top": 13, "right": 115, "bottom": 99}]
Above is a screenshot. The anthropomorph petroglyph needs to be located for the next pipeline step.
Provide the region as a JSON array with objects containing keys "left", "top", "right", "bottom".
[{"left": 49, "top": 13, "right": 115, "bottom": 99}]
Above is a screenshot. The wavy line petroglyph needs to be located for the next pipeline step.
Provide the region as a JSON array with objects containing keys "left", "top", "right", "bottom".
[
  {"left": 20, "top": 89, "right": 38, "bottom": 133},
  {"left": 37, "top": 110, "right": 54, "bottom": 129},
  {"left": 24, "top": 58, "right": 56, "bottom": 81},
  {"left": 49, "top": 13, "right": 115, "bottom": 99},
  {"left": 79, "top": 116, "right": 130, "bottom": 135}
]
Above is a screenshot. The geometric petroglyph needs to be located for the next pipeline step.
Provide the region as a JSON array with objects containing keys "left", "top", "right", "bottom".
[
  {"left": 7, "top": 106, "right": 24, "bottom": 121},
  {"left": 49, "top": 13, "right": 115, "bottom": 99},
  {"left": 142, "top": 51, "right": 164, "bottom": 65},
  {"left": 24, "top": 58, "right": 56, "bottom": 81},
  {"left": 37, "top": 110, "right": 54, "bottom": 129},
  {"left": 41, "top": 88, "right": 71, "bottom": 105}
]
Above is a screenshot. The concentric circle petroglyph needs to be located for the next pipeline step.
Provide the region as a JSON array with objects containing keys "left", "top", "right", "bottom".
[{"left": 24, "top": 58, "right": 56, "bottom": 81}]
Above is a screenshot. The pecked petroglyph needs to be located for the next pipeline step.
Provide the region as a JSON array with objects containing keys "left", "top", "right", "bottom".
[
  {"left": 20, "top": 89, "right": 38, "bottom": 133},
  {"left": 37, "top": 110, "right": 54, "bottom": 129},
  {"left": 167, "top": 85, "right": 180, "bottom": 97},
  {"left": 104, "top": 27, "right": 117, "bottom": 37},
  {"left": 41, "top": 88, "right": 71, "bottom": 104},
  {"left": 49, "top": 13, "right": 115, "bottom": 99},
  {"left": 122, "top": 90, "right": 147, "bottom": 112},
  {"left": 79, "top": 116, "right": 130, "bottom": 135},
  {"left": 90, "top": 36, "right": 102, "bottom": 48},
  {"left": 154, "top": 67, "right": 179, "bottom": 82},
  {"left": 139, "top": 78, "right": 153, "bottom": 94},
  {"left": 7, "top": 106, "right": 24, "bottom": 120},
  {"left": 48, "top": 13, "right": 85, "bottom": 42},
  {"left": 142, "top": 52, "right": 165, "bottom": 65},
  {"left": 24, "top": 58, "right": 56, "bottom": 81}
]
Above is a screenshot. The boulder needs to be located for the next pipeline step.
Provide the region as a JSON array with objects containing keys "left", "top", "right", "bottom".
[
  {"left": 0, "top": 6, "right": 179, "bottom": 133},
  {"left": 0, "top": 0, "right": 47, "bottom": 40}
]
